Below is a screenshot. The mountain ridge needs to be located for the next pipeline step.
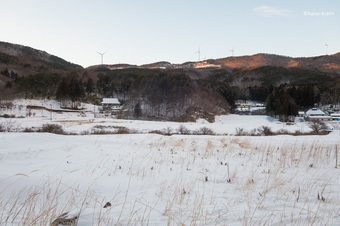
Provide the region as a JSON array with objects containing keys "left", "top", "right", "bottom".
[
  {"left": 89, "top": 52, "right": 340, "bottom": 74},
  {"left": 1, "top": 41, "right": 340, "bottom": 75}
]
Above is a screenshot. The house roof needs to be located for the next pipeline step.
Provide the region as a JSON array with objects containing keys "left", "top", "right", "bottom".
[
  {"left": 102, "top": 98, "right": 120, "bottom": 105},
  {"left": 306, "top": 108, "right": 325, "bottom": 116}
]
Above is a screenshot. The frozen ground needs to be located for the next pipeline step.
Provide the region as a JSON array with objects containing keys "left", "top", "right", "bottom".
[{"left": 0, "top": 99, "right": 339, "bottom": 225}]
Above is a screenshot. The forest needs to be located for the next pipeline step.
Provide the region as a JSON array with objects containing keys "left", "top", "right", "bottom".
[{"left": 1, "top": 65, "right": 340, "bottom": 122}]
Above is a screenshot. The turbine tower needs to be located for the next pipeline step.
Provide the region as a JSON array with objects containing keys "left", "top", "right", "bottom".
[
  {"left": 97, "top": 51, "right": 106, "bottom": 65},
  {"left": 325, "top": 44, "right": 328, "bottom": 55},
  {"left": 229, "top": 48, "right": 234, "bottom": 57},
  {"left": 195, "top": 47, "right": 201, "bottom": 61}
]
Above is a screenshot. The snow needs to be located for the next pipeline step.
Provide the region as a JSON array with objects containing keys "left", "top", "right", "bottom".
[
  {"left": 306, "top": 108, "right": 326, "bottom": 116},
  {"left": 0, "top": 99, "right": 339, "bottom": 225},
  {"left": 102, "top": 98, "right": 120, "bottom": 105},
  {"left": 0, "top": 99, "right": 321, "bottom": 135}
]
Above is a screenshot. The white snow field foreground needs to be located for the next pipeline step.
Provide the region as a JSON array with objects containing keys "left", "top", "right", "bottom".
[
  {"left": 0, "top": 132, "right": 339, "bottom": 225},
  {"left": 0, "top": 99, "right": 339, "bottom": 225}
]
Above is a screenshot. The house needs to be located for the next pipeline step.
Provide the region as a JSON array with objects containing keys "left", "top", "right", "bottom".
[
  {"left": 60, "top": 100, "right": 81, "bottom": 109},
  {"left": 100, "top": 98, "right": 121, "bottom": 115},
  {"left": 305, "top": 108, "right": 332, "bottom": 121},
  {"left": 305, "top": 108, "right": 325, "bottom": 117},
  {"left": 330, "top": 113, "right": 340, "bottom": 121}
]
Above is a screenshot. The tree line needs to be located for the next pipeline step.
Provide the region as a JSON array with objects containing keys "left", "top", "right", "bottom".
[{"left": 2, "top": 66, "right": 339, "bottom": 121}]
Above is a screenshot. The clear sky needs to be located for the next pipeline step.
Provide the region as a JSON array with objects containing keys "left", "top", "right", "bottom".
[{"left": 1, "top": 0, "right": 339, "bottom": 67}]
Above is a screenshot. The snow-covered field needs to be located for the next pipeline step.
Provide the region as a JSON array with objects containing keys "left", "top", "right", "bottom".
[{"left": 0, "top": 99, "right": 339, "bottom": 225}]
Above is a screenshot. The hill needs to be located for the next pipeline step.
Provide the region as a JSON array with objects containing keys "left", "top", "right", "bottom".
[
  {"left": 2, "top": 41, "right": 340, "bottom": 76},
  {"left": 211, "top": 53, "right": 340, "bottom": 73},
  {"left": 0, "top": 41, "right": 84, "bottom": 97},
  {"left": 0, "top": 41, "right": 83, "bottom": 74},
  {"left": 87, "top": 53, "right": 340, "bottom": 74},
  {"left": 1, "top": 41, "right": 340, "bottom": 121}
]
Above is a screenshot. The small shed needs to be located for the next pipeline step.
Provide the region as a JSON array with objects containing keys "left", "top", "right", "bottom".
[{"left": 298, "top": 111, "right": 305, "bottom": 117}]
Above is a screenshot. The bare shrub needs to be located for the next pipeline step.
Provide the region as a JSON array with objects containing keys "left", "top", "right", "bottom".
[
  {"left": 149, "top": 130, "right": 167, "bottom": 136},
  {"left": 92, "top": 129, "right": 115, "bottom": 135},
  {"left": 176, "top": 125, "right": 191, "bottom": 135},
  {"left": 249, "top": 128, "right": 259, "bottom": 136},
  {"left": 293, "top": 130, "right": 303, "bottom": 136},
  {"left": 258, "top": 126, "right": 274, "bottom": 136},
  {"left": 193, "top": 127, "right": 215, "bottom": 135},
  {"left": 1, "top": 114, "right": 15, "bottom": 118},
  {"left": 201, "top": 127, "right": 215, "bottom": 135},
  {"left": 235, "top": 125, "right": 330, "bottom": 137},
  {"left": 308, "top": 120, "right": 329, "bottom": 134},
  {"left": 0, "top": 101, "right": 14, "bottom": 109},
  {"left": 163, "top": 126, "right": 173, "bottom": 136},
  {"left": 40, "top": 124, "right": 65, "bottom": 134},
  {"left": 91, "top": 125, "right": 131, "bottom": 135},
  {"left": 80, "top": 130, "right": 90, "bottom": 135},
  {"left": 235, "top": 127, "right": 248, "bottom": 136},
  {"left": 1, "top": 119, "right": 18, "bottom": 132},
  {"left": 275, "top": 129, "right": 290, "bottom": 135},
  {"left": 148, "top": 128, "right": 175, "bottom": 136},
  {"left": 22, "top": 127, "right": 37, "bottom": 133},
  {"left": 149, "top": 130, "right": 161, "bottom": 135},
  {"left": 115, "top": 127, "right": 131, "bottom": 134}
]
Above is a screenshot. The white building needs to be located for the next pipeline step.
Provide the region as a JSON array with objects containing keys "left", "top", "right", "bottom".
[
  {"left": 305, "top": 108, "right": 332, "bottom": 121},
  {"left": 102, "top": 98, "right": 120, "bottom": 107},
  {"left": 305, "top": 108, "right": 325, "bottom": 117},
  {"left": 330, "top": 113, "right": 340, "bottom": 120},
  {"left": 100, "top": 98, "right": 121, "bottom": 115}
]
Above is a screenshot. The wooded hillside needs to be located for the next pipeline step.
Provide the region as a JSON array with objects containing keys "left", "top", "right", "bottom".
[{"left": 1, "top": 42, "right": 340, "bottom": 121}]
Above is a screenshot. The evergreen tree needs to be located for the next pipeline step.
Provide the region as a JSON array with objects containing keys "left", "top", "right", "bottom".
[
  {"left": 134, "top": 102, "right": 142, "bottom": 118},
  {"left": 218, "top": 85, "right": 236, "bottom": 110},
  {"left": 266, "top": 87, "right": 298, "bottom": 120},
  {"left": 56, "top": 77, "right": 85, "bottom": 101},
  {"left": 69, "top": 77, "right": 85, "bottom": 101},
  {"left": 56, "top": 77, "right": 68, "bottom": 100},
  {"left": 85, "top": 78, "right": 95, "bottom": 93}
]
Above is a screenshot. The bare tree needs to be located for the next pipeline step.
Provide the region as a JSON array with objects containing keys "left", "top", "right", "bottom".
[{"left": 308, "top": 120, "right": 329, "bottom": 134}]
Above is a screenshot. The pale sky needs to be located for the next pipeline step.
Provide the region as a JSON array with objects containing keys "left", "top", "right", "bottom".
[{"left": 1, "top": 0, "right": 339, "bottom": 67}]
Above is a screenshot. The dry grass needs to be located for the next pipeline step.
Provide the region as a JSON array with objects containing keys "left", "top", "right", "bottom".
[
  {"left": 1, "top": 135, "right": 339, "bottom": 225},
  {"left": 0, "top": 179, "right": 93, "bottom": 225}
]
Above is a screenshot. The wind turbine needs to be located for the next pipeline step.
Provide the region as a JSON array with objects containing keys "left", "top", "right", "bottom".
[
  {"left": 97, "top": 51, "right": 106, "bottom": 65},
  {"left": 229, "top": 48, "right": 234, "bottom": 57},
  {"left": 195, "top": 47, "right": 201, "bottom": 61},
  {"left": 325, "top": 43, "right": 328, "bottom": 55}
]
